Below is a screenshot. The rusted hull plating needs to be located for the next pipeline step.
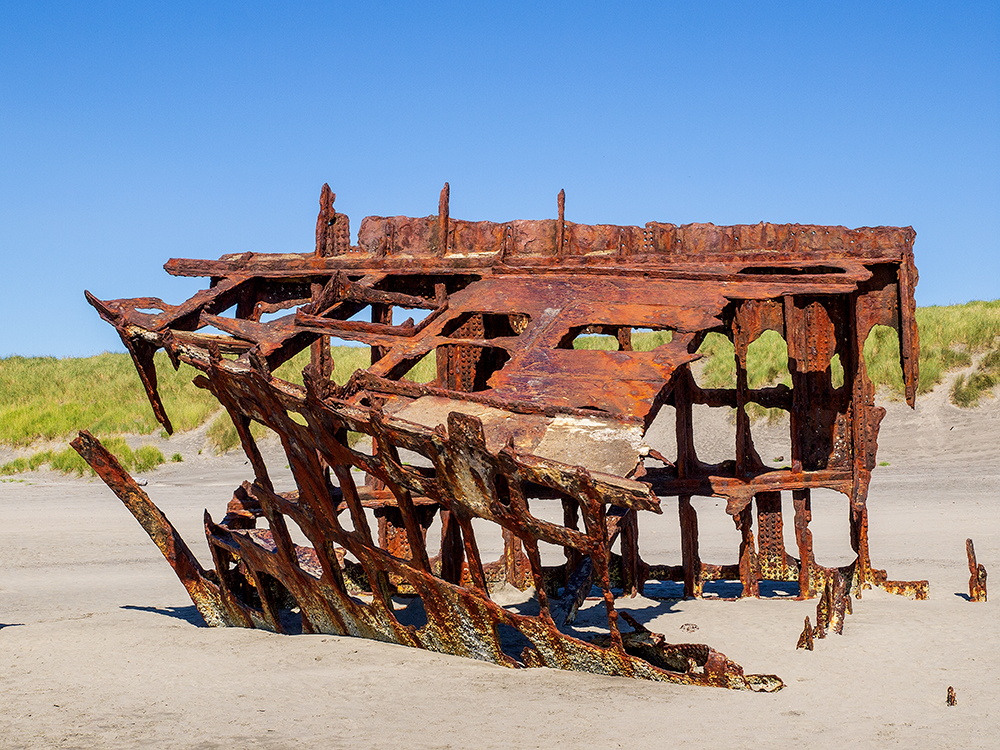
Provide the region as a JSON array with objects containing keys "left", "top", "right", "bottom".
[{"left": 75, "top": 183, "right": 929, "bottom": 689}]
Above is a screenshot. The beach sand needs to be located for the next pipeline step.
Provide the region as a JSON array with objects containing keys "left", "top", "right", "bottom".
[{"left": 1, "top": 385, "right": 997, "bottom": 749}]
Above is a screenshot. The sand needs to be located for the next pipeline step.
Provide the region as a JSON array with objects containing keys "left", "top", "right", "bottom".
[{"left": 1, "top": 385, "right": 998, "bottom": 749}]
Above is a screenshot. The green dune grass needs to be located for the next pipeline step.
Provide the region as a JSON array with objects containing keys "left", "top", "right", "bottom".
[
  {"left": 1, "top": 300, "right": 997, "bottom": 471},
  {"left": 0, "top": 352, "right": 218, "bottom": 447}
]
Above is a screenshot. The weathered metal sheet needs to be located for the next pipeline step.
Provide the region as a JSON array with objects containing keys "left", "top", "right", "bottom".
[{"left": 75, "top": 183, "right": 930, "bottom": 690}]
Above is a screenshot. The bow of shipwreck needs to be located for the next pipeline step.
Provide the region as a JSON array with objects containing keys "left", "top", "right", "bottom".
[{"left": 73, "top": 184, "right": 930, "bottom": 691}]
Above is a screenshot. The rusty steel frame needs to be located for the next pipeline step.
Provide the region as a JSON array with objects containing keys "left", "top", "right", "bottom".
[{"left": 74, "top": 183, "right": 931, "bottom": 690}]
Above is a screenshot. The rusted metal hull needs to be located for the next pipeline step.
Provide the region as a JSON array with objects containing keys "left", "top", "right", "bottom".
[{"left": 75, "top": 183, "right": 929, "bottom": 689}]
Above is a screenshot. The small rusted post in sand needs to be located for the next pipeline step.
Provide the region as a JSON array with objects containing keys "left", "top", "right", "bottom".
[
  {"left": 967, "top": 538, "right": 988, "bottom": 602},
  {"left": 796, "top": 616, "right": 814, "bottom": 650}
]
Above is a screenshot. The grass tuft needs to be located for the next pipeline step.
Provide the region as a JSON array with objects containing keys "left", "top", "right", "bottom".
[
  {"left": 0, "top": 437, "right": 165, "bottom": 477},
  {"left": 0, "top": 457, "right": 29, "bottom": 475},
  {"left": 133, "top": 445, "right": 166, "bottom": 473},
  {"left": 951, "top": 369, "right": 998, "bottom": 408}
]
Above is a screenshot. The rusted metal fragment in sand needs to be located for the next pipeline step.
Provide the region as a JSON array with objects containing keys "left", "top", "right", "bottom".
[
  {"left": 796, "top": 616, "right": 814, "bottom": 650},
  {"left": 813, "top": 569, "right": 852, "bottom": 638},
  {"left": 967, "top": 538, "right": 987, "bottom": 602},
  {"left": 76, "top": 183, "right": 930, "bottom": 688}
]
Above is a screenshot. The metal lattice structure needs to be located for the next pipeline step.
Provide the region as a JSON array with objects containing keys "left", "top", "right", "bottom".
[{"left": 73, "top": 183, "right": 929, "bottom": 691}]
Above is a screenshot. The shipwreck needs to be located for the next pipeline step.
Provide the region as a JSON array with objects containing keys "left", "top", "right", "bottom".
[{"left": 73, "top": 183, "right": 928, "bottom": 691}]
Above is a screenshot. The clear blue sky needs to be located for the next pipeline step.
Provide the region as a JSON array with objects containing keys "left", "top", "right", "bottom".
[{"left": 2, "top": 2, "right": 997, "bottom": 357}]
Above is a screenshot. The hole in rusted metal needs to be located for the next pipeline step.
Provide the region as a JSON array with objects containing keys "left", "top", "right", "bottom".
[
  {"left": 863, "top": 324, "right": 904, "bottom": 385},
  {"left": 645, "top": 404, "right": 678, "bottom": 462},
  {"left": 556, "top": 326, "right": 623, "bottom": 350},
  {"left": 258, "top": 571, "right": 305, "bottom": 633},
  {"left": 691, "top": 495, "right": 743, "bottom": 560},
  {"left": 759, "top": 580, "right": 800, "bottom": 598},
  {"left": 391, "top": 594, "right": 429, "bottom": 630},
  {"left": 739, "top": 265, "right": 845, "bottom": 275},
  {"left": 494, "top": 623, "right": 530, "bottom": 665},
  {"left": 443, "top": 313, "right": 530, "bottom": 339},
  {"left": 376, "top": 273, "right": 482, "bottom": 297},
  {"left": 808, "top": 489, "right": 857, "bottom": 569},
  {"left": 691, "top": 403, "right": 737, "bottom": 467},
  {"left": 494, "top": 473, "right": 511, "bottom": 508},
  {"left": 746, "top": 330, "right": 790, "bottom": 388},
  {"left": 632, "top": 327, "right": 675, "bottom": 351},
  {"left": 635, "top": 499, "right": 682, "bottom": 567},
  {"left": 434, "top": 344, "right": 510, "bottom": 391},
  {"left": 536, "top": 539, "right": 566, "bottom": 569},
  {"left": 690, "top": 332, "right": 734, "bottom": 389},
  {"left": 701, "top": 580, "right": 744, "bottom": 598}
]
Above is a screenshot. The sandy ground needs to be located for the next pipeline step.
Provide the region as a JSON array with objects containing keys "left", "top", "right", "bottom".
[{"left": 1, "top": 386, "right": 998, "bottom": 749}]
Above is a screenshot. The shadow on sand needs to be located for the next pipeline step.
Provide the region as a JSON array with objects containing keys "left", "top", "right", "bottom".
[{"left": 121, "top": 604, "right": 207, "bottom": 626}]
